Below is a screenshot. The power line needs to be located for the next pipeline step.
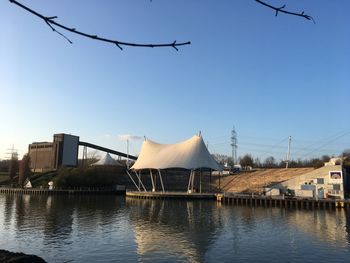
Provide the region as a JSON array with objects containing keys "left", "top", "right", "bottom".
[
  {"left": 299, "top": 129, "right": 350, "bottom": 158},
  {"left": 210, "top": 137, "right": 347, "bottom": 152},
  {"left": 209, "top": 128, "right": 350, "bottom": 160},
  {"left": 292, "top": 128, "right": 350, "bottom": 157},
  {"left": 210, "top": 140, "right": 344, "bottom": 156}
]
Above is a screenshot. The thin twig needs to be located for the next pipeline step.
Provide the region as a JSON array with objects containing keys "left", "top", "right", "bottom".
[
  {"left": 44, "top": 18, "right": 72, "bottom": 44},
  {"left": 9, "top": 0, "right": 191, "bottom": 50},
  {"left": 255, "top": 0, "right": 315, "bottom": 23}
]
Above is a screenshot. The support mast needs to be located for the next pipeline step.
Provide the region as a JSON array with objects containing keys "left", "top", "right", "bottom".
[
  {"left": 286, "top": 136, "right": 292, "bottom": 168},
  {"left": 231, "top": 126, "right": 238, "bottom": 165}
]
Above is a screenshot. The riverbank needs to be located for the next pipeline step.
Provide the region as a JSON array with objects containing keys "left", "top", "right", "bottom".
[
  {"left": 2, "top": 186, "right": 349, "bottom": 210},
  {"left": 124, "top": 191, "right": 350, "bottom": 209},
  {"left": 0, "top": 187, "right": 126, "bottom": 195},
  {"left": 216, "top": 168, "right": 314, "bottom": 193}
]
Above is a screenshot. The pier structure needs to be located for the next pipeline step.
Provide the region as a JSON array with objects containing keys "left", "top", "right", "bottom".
[
  {"left": 126, "top": 191, "right": 215, "bottom": 200},
  {"left": 125, "top": 191, "right": 350, "bottom": 210},
  {"left": 216, "top": 193, "right": 350, "bottom": 209}
]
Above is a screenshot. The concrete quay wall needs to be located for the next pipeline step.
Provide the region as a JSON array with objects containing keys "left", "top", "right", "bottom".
[
  {"left": 216, "top": 193, "right": 350, "bottom": 209},
  {"left": 0, "top": 187, "right": 125, "bottom": 195}
]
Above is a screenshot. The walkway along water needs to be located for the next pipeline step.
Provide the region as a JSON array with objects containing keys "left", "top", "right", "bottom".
[
  {"left": 126, "top": 191, "right": 350, "bottom": 210},
  {"left": 1, "top": 187, "right": 349, "bottom": 209},
  {"left": 216, "top": 193, "right": 350, "bottom": 209},
  {"left": 0, "top": 187, "right": 125, "bottom": 195}
]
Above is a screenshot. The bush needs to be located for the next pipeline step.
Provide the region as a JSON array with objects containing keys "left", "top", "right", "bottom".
[{"left": 54, "top": 166, "right": 124, "bottom": 188}]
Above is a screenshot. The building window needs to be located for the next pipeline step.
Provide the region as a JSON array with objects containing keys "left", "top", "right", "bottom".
[
  {"left": 317, "top": 178, "right": 324, "bottom": 184},
  {"left": 333, "top": 184, "right": 341, "bottom": 191}
]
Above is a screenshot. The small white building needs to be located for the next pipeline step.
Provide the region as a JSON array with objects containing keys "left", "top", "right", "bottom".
[
  {"left": 271, "top": 165, "right": 345, "bottom": 199},
  {"left": 324, "top": 157, "right": 342, "bottom": 166}
]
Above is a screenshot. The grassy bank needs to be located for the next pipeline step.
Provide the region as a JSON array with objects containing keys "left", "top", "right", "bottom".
[
  {"left": 0, "top": 166, "right": 131, "bottom": 189},
  {"left": 27, "top": 166, "right": 129, "bottom": 188}
]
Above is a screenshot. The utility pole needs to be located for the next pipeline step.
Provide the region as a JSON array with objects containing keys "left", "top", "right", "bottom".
[
  {"left": 126, "top": 139, "right": 129, "bottom": 169},
  {"left": 82, "top": 146, "right": 88, "bottom": 166},
  {"left": 231, "top": 126, "right": 238, "bottom": 165},
  {"left": 6, "top": 145, "right": 18, "bottom": 161},
  {"left": 286, "top": 136, "right": 292, "bottom": 168},
  {"left": 6, "top": 145, "right": 19, "bottom": 180}
]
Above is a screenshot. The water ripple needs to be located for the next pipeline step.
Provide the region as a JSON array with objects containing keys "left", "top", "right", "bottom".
[{"left": 0, "top": 195, "right": 350, "bottom": 262}]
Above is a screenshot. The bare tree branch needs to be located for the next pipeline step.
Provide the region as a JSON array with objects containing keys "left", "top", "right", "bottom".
[
  {"left": 9, "top": 0, "right": 191, "bottom": 50},
  {"left": 255, "top": 0, "right": 315, "bottom": 23}
]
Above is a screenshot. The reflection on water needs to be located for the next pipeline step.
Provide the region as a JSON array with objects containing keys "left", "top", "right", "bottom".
[
  {"left": 126, "top": 198, "right": 223, "bottom": 263},
  {"left": 0, "top": 195, "right": 350, "bottom": 262},
  {"left": 286, "top": 209, "right": 349, "bottom": 247},
  {"left": 0, "top": 195, "right": 136, "bottom": 262}
]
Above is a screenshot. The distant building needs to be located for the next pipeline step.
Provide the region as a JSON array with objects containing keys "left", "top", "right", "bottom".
[
  {"left": 270, "top": 165, "right": 346, "bottom": 199},
  {"left": 28, "top": 134, "right": 79, "bottom": 172}
]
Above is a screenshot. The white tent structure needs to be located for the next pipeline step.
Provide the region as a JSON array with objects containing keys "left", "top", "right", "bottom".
[
  {"left": 23, "top": 178, "right": 32, "bottom": 188},
  {"left": 128, "top": 134, "right": 222, "bottom": 193},
  {"left": 91, "top": 153, "right": 123, "bottom": 166}
]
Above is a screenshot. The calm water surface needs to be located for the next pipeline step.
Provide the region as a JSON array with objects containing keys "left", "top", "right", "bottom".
[{"left": 0, "top": 194, "right": 349, "bottom": 262}]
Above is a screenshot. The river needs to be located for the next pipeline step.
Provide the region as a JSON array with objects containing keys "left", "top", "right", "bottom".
[{"left": 0, "top": 194, "right": 349, "bottom": 262}]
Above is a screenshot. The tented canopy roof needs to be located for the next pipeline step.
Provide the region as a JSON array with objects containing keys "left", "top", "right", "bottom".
[
  {"left": 91, "top": 153, "right": 123, "bottom": 166},
  {"left": 131, "top": 135, "right": 222, "bottom": 171}
]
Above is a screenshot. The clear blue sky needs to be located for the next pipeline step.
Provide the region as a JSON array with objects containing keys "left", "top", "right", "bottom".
[{"left": 1, "top": 0, "right": 349, "bottom": 162}]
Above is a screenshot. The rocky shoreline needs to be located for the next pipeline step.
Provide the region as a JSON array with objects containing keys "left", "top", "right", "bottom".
[{"left": 0, "top": 249, "right": 47, "bottom": 263}]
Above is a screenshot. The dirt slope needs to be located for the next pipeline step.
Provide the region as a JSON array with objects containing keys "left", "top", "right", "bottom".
[{"left": 217, "top": 168, "right": 314, "bottom": 193}]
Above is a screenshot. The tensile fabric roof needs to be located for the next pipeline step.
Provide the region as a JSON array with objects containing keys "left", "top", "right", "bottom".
[{"left": 131, "top": 135, "right": 221, "bottom": 171}]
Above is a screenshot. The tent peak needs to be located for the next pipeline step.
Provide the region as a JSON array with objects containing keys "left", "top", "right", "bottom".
[{"left": 131, "top": 134, "right": 221, "bottom": 171}]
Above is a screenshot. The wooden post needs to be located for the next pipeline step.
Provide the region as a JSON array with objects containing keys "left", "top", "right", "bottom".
[{"left": 209, "top": 169, "right": 212, "bottom": 192}]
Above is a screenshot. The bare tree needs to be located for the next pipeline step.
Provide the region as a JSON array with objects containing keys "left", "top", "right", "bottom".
[
  {"left": 9, "top": 0, "right": 314, "bottom": 52},
  {"left": 342, "top": 149, "right": 350, "bottom": 159},
  {"left": 0, "top": 160, "right": 10, "bottom": 173},
  {"left": 9, "top": 0, "right": 190, "bottom": 51},
  {"left": 342, "top": 149, "right": 350, "bottom": 166},
  {"left": 240, "top": 154, "right": 254, "bottom": 169},
  {"left": 84, "top": 150, "right": 101, "bottom": 166},
  {"left": 255, "top": 0, "right": 314, "bottom": 23},
  {"left": 8, "top": 155, "right": 19, "bottom": 181},
  {"left": 321, "top": 155, "right": 330, "bottom": 163},
  {"left": 263, "top": 156, "right": 276, "bottom": 168}
]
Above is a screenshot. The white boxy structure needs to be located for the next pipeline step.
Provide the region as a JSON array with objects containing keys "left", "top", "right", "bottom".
[
  {"left": 128, "top": 134, "right": 222, "bottom": 193},
  {"left": 272, "top": 165, "right": 345, "bottom": 199},
  {"left": 264, "top": 188, "right": 280, "bottom": 196}
]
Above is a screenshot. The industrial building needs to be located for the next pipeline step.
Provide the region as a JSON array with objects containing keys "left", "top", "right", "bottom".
[
  {"left": 28, "top": 134, "right": 79, "bottom": 172},
  {"left": 28, "top": 133, "right": 136, "bottom": 173}
]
